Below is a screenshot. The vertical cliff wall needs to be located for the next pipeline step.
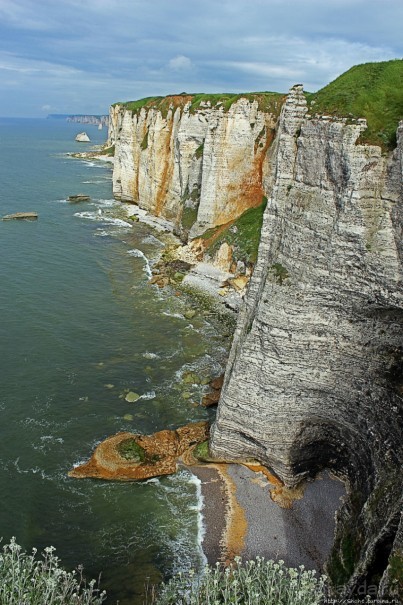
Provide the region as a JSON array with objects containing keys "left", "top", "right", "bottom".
[
  {"left": 211, "top": 86, "right": 403, "bottom": 597},
  {"left": 108, "top": 96, "right": 281, "bottom": 238}
]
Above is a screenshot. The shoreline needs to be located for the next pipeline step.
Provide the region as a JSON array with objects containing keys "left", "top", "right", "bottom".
[{"left": 193, "top": 461, "right": 346, "bottom": 573}]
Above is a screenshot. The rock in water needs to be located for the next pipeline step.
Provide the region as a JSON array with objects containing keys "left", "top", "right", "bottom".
[
  {"left": 68, "top": 194, "right": 91, "bottom": 202},
  {"left": 2, "top": 212, "right": 38, "bottom": 220},
  {"left": 75, "top": 132, "right": 90, "bottom": 142},
  {"left": 68, "top": 421, "right": 209, "bottom": 480},
  {"left": 124, "top": 391, "right": 140, "bottom": 403}
]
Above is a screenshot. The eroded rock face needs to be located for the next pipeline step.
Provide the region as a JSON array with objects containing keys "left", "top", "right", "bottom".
[
  {"left": 108, "top": 98, "right": 278, "bottom": 237},
  {"left": 211, "top": 86, "right": 403, "bottom": 596},
  {"left": 69, "top": 421, "right": 209, "bottom": 481}
]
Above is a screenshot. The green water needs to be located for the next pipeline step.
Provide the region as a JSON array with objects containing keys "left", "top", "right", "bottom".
[{"left": 0, "top": 118, "right": 231, "bottom": 603}]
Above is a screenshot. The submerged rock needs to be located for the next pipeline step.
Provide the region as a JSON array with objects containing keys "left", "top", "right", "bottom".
[
  {"left": 68, "top": 194, "right": 91, "bottom": 202},
  {"left": 2, "top": 212, "right": 38, "bottom": 221},
  {"left": 125, "top": 391, "right": 140, "bottom": 403},
  {"left": 68, "top": 421, "right": 209, "bottom": 481}
]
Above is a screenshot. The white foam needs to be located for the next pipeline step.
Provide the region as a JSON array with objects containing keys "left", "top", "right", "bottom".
[
  {"left": 142, "top": 351, "right": 160, "bottom": 360},
  {"left": 127, "top": 248, "right": 152, "bottom": 278},
  {"left": 189, "top": 473, "right": 207, "bottom": 566},
  {"left": 163, "top": 311, "right": 184, "bottom": 319},
  {"left": 139, "top": 390, "right": 156, "bottom": 400}
]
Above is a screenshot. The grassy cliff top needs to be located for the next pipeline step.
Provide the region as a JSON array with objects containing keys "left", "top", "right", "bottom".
[
  {"left": 113, "top": 91, "right": 285, "bottom": 117},
  {"left": 113, "top": 59, "right": 402, "bottom": 149},
  {"left": 307, "top": 59, "right": 403, "bottom": 149}
]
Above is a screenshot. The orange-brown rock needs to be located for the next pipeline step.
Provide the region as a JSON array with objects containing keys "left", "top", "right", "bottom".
[
  {"left": 68, "top": 422, "right": 209, "bottom": 481},
  {"left": 210, "top": 375, "right": 224, "bottom": 390},
  {"left": 202, "top": 391, "right": 221, "bottom": 407}
]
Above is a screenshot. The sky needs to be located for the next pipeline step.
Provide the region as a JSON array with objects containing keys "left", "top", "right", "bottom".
[{"left": 0, "top": 0, "right": 402, "bottom": 117}]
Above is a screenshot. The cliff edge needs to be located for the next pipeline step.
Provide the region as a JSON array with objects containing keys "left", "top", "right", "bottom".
[{"left": 211, "top": 84, "right": 403, "bottom": 598}]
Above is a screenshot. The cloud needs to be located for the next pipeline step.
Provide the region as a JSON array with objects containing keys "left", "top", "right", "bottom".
[
  {"left": 0, "top": 0, "right": 402, "bottom": 116},
  {"left": 168, "top": 55, "right": 192, "bottom": 71}
]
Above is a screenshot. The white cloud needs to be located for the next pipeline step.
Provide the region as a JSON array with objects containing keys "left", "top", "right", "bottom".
[{"left": 168, "top": 55, "right": 192, "bottom": 71}]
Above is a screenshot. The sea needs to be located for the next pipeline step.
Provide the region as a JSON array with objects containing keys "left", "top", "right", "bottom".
[{"left": 0, "top": 118, "right": 232, "bottom": 603}]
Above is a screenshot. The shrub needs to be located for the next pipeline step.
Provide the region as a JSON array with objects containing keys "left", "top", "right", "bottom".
[
  {"left": 147, "top": 557, "right": 327, "bottom": 605},
  {"left": 0, "top": 538, "right": 106, "bottom": 605}
]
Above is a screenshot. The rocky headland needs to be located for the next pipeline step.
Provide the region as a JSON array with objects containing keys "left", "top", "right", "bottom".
[{"left": 73, "top": 60, "right": 402, "bottom": 601}]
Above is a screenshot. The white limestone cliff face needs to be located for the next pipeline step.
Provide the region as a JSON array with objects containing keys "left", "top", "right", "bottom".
[
  {"left": 210, "top": 85, "right": 403, "bottom": 597},
  {"left": 108, "top": 98, "right": 277, "bottom": 237}
]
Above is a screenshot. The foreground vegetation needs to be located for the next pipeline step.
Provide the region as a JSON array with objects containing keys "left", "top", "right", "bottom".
[
  {"left": 147, "top": 558, "right": 327, "bottom": 605},
  {"left": 0, "top": 538, "right": 106, "bottom": 604}
]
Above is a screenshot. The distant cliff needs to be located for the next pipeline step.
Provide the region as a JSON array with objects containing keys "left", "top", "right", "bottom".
[
  {"left": 108, "top": 93, "right": 284, "bottom": 239},
  {"left": 48, "top": 114, "right": 109, "bottom": 127}
]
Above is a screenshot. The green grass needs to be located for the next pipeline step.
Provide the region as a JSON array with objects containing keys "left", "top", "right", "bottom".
[
  {"left": 200, "top": 196, "right": 267, "bottom": 265},
  {"left": 97, "top": 144, "right": 115, "bottom": 156},
  {"left": 307, "top": 59, "right": 403, "bottom": 149},
  {"left": 192, "top": 440, "right": 212, "bottom": 462},
  {"left": 117, "top": 438, "right": 146, "bottom": 462},
  {"left": 113, "top": 92, "right": 284, "bottom": 119},
  {"left": 113, "top": 60, "right": 402, "bottom": 150}
]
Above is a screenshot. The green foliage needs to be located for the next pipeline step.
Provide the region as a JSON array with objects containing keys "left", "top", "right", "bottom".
[
  {"left": 195, "top": 143, "right": 204, "bottom": 159},
  {"left": 147, "top": 557, "right": 326, "bottom": 604},
  {"left": 117, "top": 438, "right": 146, "bottom": 462},
  {"left": 141, "top": 130, "right": 149, "bottom": 150},
  {"left": 192, "top": 440, "right": 211, "bottom": 462},
  {"left": 189, "top": 92, "right": 285, "bottom": 115},
  {"left": 200, "top": 197, "right": 267, "bottom": 265},
  {"left": 389, "top": 551, "right": 403, "bottom": 587},
  {"left": 114, "top": 92, "right": 284, "bottom": 119},
  {"left": 97, "top": 145, "right": 115, "bottom": 157},
  {"left": 0, "top": 538, "right": 106, "bottom": 604},
  {"left": 181, "top": 205, "right": 198, "bottom": 231},
  {"left": 270, "top": 263, "right": 289, "bottom": 285},
  {"left": 307, "top": 59, "right": 403, "bottom": 150}
]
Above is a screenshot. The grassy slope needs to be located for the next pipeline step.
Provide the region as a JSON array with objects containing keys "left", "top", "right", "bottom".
[
  {"left": 307, "top": 59, "right": 403, "bottom": 150},
  {"left": 200, "top": 197, "right": 268, "bottom": 265}
]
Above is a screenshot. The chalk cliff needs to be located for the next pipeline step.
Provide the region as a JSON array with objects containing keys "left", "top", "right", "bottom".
[
  {"left": 211, "top": 85, "right": 403, "bottom": 598},
  {"left": 108, "top": 95, "right": 282, "bottom": 238},
  {"left": 108, "top": 68, "right": 402, "bottom": 597}
]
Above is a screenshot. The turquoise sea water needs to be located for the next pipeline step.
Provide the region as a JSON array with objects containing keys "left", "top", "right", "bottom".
[{"left": 0, "top": 118, "right": 231, "bottom": 603}]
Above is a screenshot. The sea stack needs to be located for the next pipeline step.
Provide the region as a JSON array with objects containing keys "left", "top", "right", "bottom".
[{"left": 75, "top": 132, "right": 90, "bottom": 142}]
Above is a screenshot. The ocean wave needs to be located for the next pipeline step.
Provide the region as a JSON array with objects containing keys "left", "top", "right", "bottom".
[
  {"left": 127, "top": 249, "right": 152, "bottom": 278},
  {"left": 74, "top": 211, "right": 133, "bottom": 229}
]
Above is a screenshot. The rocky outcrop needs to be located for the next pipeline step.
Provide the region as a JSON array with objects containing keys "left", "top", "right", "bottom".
[
  {"left": 69, "top": 421, "right": 209, "bottom": 481},
  {"left": 108, "top": 97, "right": 280, "bottom": 238},
  {"left": 75, "top": 132, "right": 90, "bottom": 142},
  {"left": 211, "top": 86, "right": 403, "bottom": 597},
  {"left": 2, "top": 212, "right": 38, "bottom": 220}
]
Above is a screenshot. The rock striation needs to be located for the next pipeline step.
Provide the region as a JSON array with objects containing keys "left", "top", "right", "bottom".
[
  {"left": 108, "top": 96, "right": 281, "bottom": 238},
  {"left": 210, "top": 85, "right": 403, "bottom": 598}
]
